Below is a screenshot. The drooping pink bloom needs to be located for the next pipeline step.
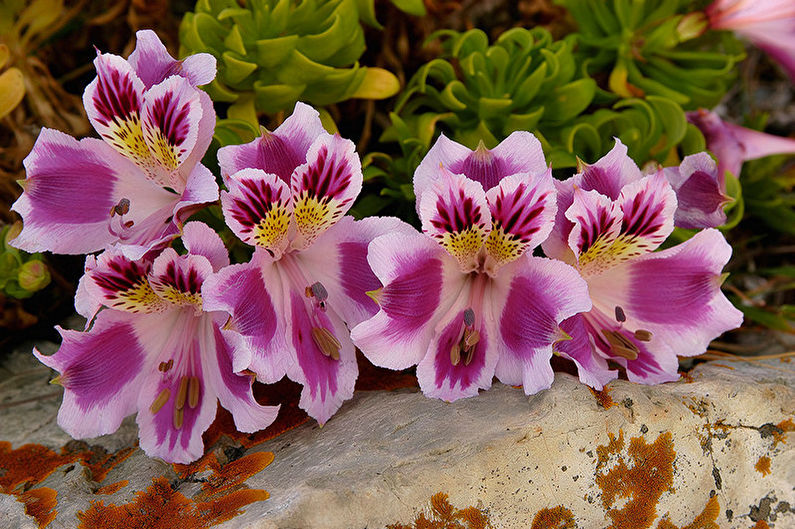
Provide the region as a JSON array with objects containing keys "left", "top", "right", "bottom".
[
  {"left": 351, "top": 133, "right": 591, "bottom": 401},
  {"left": 202, "top": 102, "right": 411, "bottom": 424},
  {"left": 662, "top": 152, "right": 732, "bottom": 229},
  {"left": 706, "top": 0, "right": 795, "bottom": 80},
  {"left": 687, "top": 108, "right": 795, "bottom": 179},
  {"left": 12, "top": 31, "right": 218, "bottom": 259},
  {"left": 35, "top": 223, "right": 277, "bottom": 464},
  {"left": 542, "top": 140, "right": 744, "bottom": 388}
]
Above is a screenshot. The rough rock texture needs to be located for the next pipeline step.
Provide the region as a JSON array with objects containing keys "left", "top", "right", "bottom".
[{"left": 0, "top": 341, "right": 792, "bottom": 529}]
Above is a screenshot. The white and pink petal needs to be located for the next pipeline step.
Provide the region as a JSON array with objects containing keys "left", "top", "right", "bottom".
[{"left": 128, "top": 29, "right": 216, "bottom": 89}]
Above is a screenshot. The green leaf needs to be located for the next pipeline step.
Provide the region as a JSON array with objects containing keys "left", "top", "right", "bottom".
[
  {"left": 543, "top": 78, "right": 595, "bottom": 124},
  {"left": 390, "top": 0, "right": 426, "bottom": 16}
]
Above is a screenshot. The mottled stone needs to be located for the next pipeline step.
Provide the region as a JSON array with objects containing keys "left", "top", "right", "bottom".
[{"left": 0, "top": 341, "right": 792, "bottom": 529}]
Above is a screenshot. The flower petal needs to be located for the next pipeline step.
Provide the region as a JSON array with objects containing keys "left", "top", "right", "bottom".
[
  {"left": 217, "top": 101, "right": 326, "bottom": 180},
  {"left": 203, "top": 318, "right": 279, "bottom": 433},
  {"left": 83, "top": 52, "right": 151, "bottom": 169},
  {"left": 418, "top": 167, "right": 491, "bottom": 272},
  {"left": 413, "top": 133, "right": 473, "bottom": 204},
  {"left": 664, "top": 153, "right": 729, "bottom": 229},
  {"left": 492, "top": 256, "right": 591, "bottom": 395},
  {"left": 578, "top": 139, "right": 642, "bottom": 200},
  {"left": 182, "top": 221, "right": 230, "bottom": 272},
  {"left": 128, "top": 29, "right": 216, "bottom": 89},
  {"left": 135, "top": 311, "right": 218, "bottom": 464},
  {"left": 284, "top": 287, "right": 358, "bottom": 425},
  {"left": 540, "top": 176, "right": 579, "bottom": 265},
  {"left": 202, "top": 254, "right": 287, "bottom": 382},
  {"left": 81, "top": 248, "right": 165, "bottom": 314},
  {"left": 589, "top": 228, "right": 743, "bottom": 362},
  {"left": 351, "top": 231, "right": 466, "bottom": 370},
  {"left": 483, "top": 168, "right": 556, "bottom": 270},
  {"left": 221, "top": 168, "right": 293, "bottom": 258},
  {"left": 555, "top": 314, "right": 617, "bottom": 390},
  {"left": 149, "top": 248, "right": 213, "bottom": 309},
  {"left": 141, "top": 75, "right": 204, "bottom": 186},
  {"left": 567, "top": 172, "right": 676, "bottom": 275},
  {"left": 296, "top": 215, "right": 417, "bottom": 327},
  {"left": 415, "top": 298, "right": 496, "bottom": 402},
  {"left": 33, "top": 310, "right": 146, "bottom": 439},
  {"left": 290, "top": 134, "right": 363, "bottom": 249}
]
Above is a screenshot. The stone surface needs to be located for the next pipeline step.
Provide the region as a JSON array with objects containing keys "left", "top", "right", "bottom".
[{"left": 0, "top": 341, "right": 793, "bottom": 529}]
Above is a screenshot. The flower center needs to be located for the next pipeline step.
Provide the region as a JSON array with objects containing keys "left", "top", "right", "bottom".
[
  {"left": 449, "top": 273, "right": 487, "bottom": 366},
  {"left": 597, "top": 305, "right": 653, "bottom": 361},
  {"left": 107, "top": 197, "right": 135, "bottom": 240}
]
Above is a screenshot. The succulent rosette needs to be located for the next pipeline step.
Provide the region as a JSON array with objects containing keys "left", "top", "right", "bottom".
[
  {"left": 351, "top": 133, "right": 592, "bottom": 401},
  {"left": 542, "top": 140, "right": 744, "bottom": 388},
  {"left": 12, "top": 30, "right": 218, "bottom": 259},
  {"left": 35, "top": 222, "right": 277, "bottom": 464},
  {"left": 203, "top": 102, "right": 410, "bottom": 424}
]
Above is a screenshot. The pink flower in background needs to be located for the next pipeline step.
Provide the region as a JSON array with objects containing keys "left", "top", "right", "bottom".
[
  {"left": 706, "top": 0, "right": 795, "bottom": 80},
  {"left": 687, "top": 108, "right": 795, "bottom": 179},
  {"left": 203, "top": 102, "right": 409, "bottom": 424},
  {"left": 35, "top": 223, "right": 277, "bottom": 464},
  {"left": 542, "top": 140, "right": 744, "bottom": 388},
  {"left": 12, "top": 31, "right": 217, "bottom": 259},
  {"left": 662, "top": 152, "right": 732, "bottom": 229},
  {"left": 352, "top": 133, "right": 591, "bottom": 401}
]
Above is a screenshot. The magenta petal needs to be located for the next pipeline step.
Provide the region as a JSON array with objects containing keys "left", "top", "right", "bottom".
[
  {"left": 217, "top": 101, "right": 326, "bottom": 180},
  {"left": 351, "top": 231, "right": 466, "bottom": 370},
  {"left": 414, "top": 133, "right": 474, "bottom": 203},
  {"left": 416, "top": 305, "right": 495, "bottom": 402},
  {"left": 492, "top": 256, "right": 591, "bottom": 395},
  {"left": 541, "top": 176, "right": 579, "bottom": 265},
  {"left": 182, "top": 221, "right": 230, "bottom": 272},
  {"left": 33, "top": 311, "right": 145, "bottom": 439},
  {"left": 204, "top": 319, "right": 279, "bottom": 433},
  {"left": 579, "top": 139, "right": 642, "bottom": 200},
  {"left": 128, "top": 29, "right": 216, "bottom": 89},
  {"left": 555, "top": 315, "right": 617, "bottom": 390},
  {"left": 284, "top": 288, "right": 357, "bottom": 425},
  {"left": 202, "top": 255, "right": 287, "bottom": 382},
  {"left": 149, "top": 248, "right": 213, "bottom": 306},
  {"left": 297, "top": 215, "right": 417, "bottom": 327},
  {"left": 664, "top": 153, "right": 729, "bottom": 229}
]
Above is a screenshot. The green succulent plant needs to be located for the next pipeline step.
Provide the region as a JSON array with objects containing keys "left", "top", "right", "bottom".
[
  {"left": 0, "top": 223, "right": 51, "bottom": 299},
  {"left": 179, "top": 0, "right": 400, "bottom": 119},
  {"left": 556, "top": 0, "right": 745, "bottom": 109}
]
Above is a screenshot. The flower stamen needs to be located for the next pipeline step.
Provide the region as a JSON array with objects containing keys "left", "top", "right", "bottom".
[
  {"left": 601, "top": 329, "right": 640, "bottom": 360},
  {"left": 188, "top": 376, "right": 200, "bottom": 408},
  {"left": 312, "top": 327, "right": 341, "bottom": 360},
  {"left": 176, "top": 376, "right": 189, "bottom": 410},
  {"left": 150, "top": 388, "right": 170, "bottom": 414}
]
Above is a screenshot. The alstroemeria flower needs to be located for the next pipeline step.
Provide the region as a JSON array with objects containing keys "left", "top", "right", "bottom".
[
  {"left": 687, "top": 108, "right": 795, "bottom": 179},
  {"left": 34, "top": 222, "right": 277, "bottom": 464},
  {"left": 12, "top": 31, "right": 218, "bottom": 259},
  {"left": 662, "top": 152, "right": 732, "bottom": 229},
  {"left": 203, "top": 102, "right": 410, "bottom": 424},
  {"left": 542, "top": 140, "right": 744, "bottom": 388},
  {"left": 706, "top": 0, "right": 795, "bottom": 80},
  {"left": 351, "top": 133, "right": 591, "bottom": 401}
]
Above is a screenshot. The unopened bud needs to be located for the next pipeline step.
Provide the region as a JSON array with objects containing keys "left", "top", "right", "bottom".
[
  {"left": 677, "top": 12, "right": 708, "bottom": 42},
  {"left": 18, "top": 260, "right": 51, "bottom": 292}
]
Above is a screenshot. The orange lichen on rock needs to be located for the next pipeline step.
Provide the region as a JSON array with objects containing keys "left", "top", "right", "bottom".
[
  {"left": 94, "top": 480, "right": 129, "bottom": 495},
  {"left": 387, "top": 492, "right": 492, "bottom": 529},
  {"left": 0, "top": 441, "right": 74, "bottom": 492},
  {"left": 595, "top": 431, "right": 676, "bottom": 529},
  {"left": 590, "top": 387, "right": 615, "bottom": 409},
  {"left": 656, "top": 495, "right": 719, "bottom": 529},
  {"left": 755, "top": 456, "right": 771, "bottom": 476},
  {"left": 172, "top": 450, "right": 274, "bottom": 499},
  {"left": 18, "top": 487, "right": 58, "bottom": 528},
  {"left": 77, "top": 476, "right": 269, "bottom": 529},
  {"left": 752, "top": 521, "right": 769, "bottom": 528},
  {"left": 772, "top": 418, "right": 794, "bottom": 447},
  {"left": 530, "top": 506, "right": 577, "bottom": 528}
]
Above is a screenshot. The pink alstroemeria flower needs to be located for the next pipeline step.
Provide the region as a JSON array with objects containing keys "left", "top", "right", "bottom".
[
  {"left": 542, "top": 140, "right": 744, "bottom": 388},
  {"left": 706, "top": 0, "right": 795, "bottom": 80},
  {"left": 662, "top": 152, "right": 732, "bottom": 229},
  {"left": 351, "top": 133, "right": 591, "bottom": 401},
  {"left": 203, "top": 102, "right": 410, "bottom": 424},
  {"left": 687, "top": 108, "right": 795, "bottom": 179},
  {"left": 12, "top": 30, "right": 218, "bottom": 259},
  {"left": 34, "top": 223, "right": 277, "bottom": 464}
]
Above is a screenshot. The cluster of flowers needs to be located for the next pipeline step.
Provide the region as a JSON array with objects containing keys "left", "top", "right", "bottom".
[{"left": 12, "top": 30, "right": 791, "bottom": 464}]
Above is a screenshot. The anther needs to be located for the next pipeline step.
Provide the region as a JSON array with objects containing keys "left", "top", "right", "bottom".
[
  {"left": 176, "top": 377, "right": 189, "bottom": 410},
  {"left": 312, "top": 327, "right": 341, "bottom": 360},
  {"left": 150, "top": 388, "right": 170, "bottom": 414},
  {"left": 463, "top": 308, "right": 475, "bottom": 327},
  {"left": 158, "top": 359, "right": 173, "bottom": 372},
  {"left": 123, "top": 220, "right": 135, "bottom": 228},
  {"left": 463, "top": 347, "right": 475, "bottom": 366},
  {"left": 615, "top": 306, "right": 626, "bottom": 323},
  {"left": 173, "top": 407, "right": 184, "bottom": 429},
  {"left": 310, "top": 282, "right": 328, "bottom": 301},
  {"left": 113, "top": 198, "right": 130, "bottom": 216},
  {"left": 450, "top": 344, "right": 461, "bottom": 366},
  {"left": 602, "top": 329, "right": 640, "bottom": 360},
  {"left": 463, "top": 329, "right": 480, "bottom": 349},
  {"left": 634, "top": 329, "right": 653, "bottom": 342},
  {"left": 188, "top": 376, "right": 200, "bottom": 408}
]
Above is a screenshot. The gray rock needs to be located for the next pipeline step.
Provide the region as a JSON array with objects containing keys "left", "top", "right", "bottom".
[{"left": 0, "top": 343, "right": 792, "bottom": 529}]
